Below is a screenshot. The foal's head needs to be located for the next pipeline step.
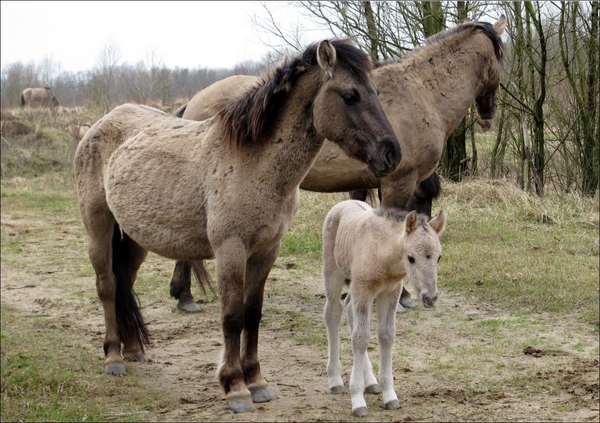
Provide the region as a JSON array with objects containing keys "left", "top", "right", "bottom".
[{"left": 402, "top": 209, "right": 447, "bottom": 308}]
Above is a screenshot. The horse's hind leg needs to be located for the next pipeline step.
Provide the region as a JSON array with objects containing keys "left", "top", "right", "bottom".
[
  {"left": 242, "top": 245, "right": 280, "bottom": 404},
  {"left": 84, "top": 212, "right": 126, "bottom": 375},
  {"left": 169, "top": 260, "right": 201, "bottom": 312},
  {"left": 323, "top": 262, "right": 346, "bottom": 394}
]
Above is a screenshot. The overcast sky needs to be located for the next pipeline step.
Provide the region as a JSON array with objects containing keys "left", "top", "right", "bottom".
[{"left": 1, "top": 1, "right": 331, "bottom": 73}]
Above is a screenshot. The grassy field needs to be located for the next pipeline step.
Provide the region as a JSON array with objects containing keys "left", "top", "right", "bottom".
[{"left": 1, "top": 106, "right": 598, "bottom": 421}]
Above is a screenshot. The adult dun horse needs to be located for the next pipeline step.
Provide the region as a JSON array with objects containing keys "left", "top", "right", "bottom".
[
  {"left": 170, "top": 16, "right": 505, "bottom": 312},
  {"left": 73, "top": 39, "right": 401, "bottom": 413},
  {"left": 20, "top": 87, "right": 60, "bottom": 108},
  {"left": 322, "top": 201, "right": 446, "bottom": 416}
]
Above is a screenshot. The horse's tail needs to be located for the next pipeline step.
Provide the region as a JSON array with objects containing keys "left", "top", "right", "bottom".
[
  {"left": 407, "top": 172, "right": 443, "bottom": 218},
  {"left": 349, "top": 188, "right": 380, "bottom": 205},
  {"left": 174, "top": 104, "right": 187, "bottom": 118},
  {"left": 20, "top": 93, "right": 26, "bottom": 107},
  {"left": 111, "top": 223, "right": 150, "bottom": 351},
  {"left": 190, "top": 260, "right": 216, "bottom": 296}
]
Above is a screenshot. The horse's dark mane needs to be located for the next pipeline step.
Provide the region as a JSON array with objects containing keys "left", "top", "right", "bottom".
[
  {"left": 375, "top": 20, "right": 503, "bottom": 69},
  {"left": 211, "top": 38, "right": 373, "bottom": 149},
  {"left": 375, "top": 207, "right": 430, "bottom": 226}
]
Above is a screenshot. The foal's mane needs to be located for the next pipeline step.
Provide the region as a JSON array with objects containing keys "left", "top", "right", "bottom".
[
  {"left": 374, "top": 207, "right": 430, "bottom": 227},
  {"left": 376, "top": 20, "right": 503, "bottom": 69},
  {"left": 211, "top": 38, "right": 373, "bottom": 149}
]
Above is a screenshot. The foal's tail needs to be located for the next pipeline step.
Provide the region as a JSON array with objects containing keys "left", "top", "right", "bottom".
[{"left": 112, "top": 223, "right": 150, "bottom": 351}]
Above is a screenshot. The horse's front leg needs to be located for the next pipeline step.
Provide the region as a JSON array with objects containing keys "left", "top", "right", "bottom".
[
  {"left": 347, "top": 287, "right": 375, "bottom": 417},
  {"left": 214, "top": 238, "right": 253, "bottom": 413},
  {"left": 376, "top": 284, "right": 402, "bottom": 410},
  {"left": 241, "top": 244, "right": 280, "bottom": 404}
]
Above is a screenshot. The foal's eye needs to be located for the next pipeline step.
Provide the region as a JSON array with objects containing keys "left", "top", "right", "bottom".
[
  {"left": 342, "top": 92, "right": 359, "bottom": 105},
  {"left": 408, "top": 255, "right": 415, "bottom": 264}
]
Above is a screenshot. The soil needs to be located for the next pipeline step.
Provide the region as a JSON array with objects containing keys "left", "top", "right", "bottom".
[{"left": 1, "top": 207, "right": 598, "bottom": 422}]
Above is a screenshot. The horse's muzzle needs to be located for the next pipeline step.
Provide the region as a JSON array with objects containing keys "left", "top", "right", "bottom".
[
  {"left": 367, "top": 138, "right": 401, "bottom": 178},
  {"left": 420, "top": 291, "right": 439, "bottom": 308}
]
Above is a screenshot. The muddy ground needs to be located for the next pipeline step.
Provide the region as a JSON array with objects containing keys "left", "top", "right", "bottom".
[{"left": 1, "top": 206, "right": 598, "bottom": 422}]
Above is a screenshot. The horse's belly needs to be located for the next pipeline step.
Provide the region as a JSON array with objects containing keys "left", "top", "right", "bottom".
[{"left": 105, "top": 147, "right": 212, "bottom": 261}]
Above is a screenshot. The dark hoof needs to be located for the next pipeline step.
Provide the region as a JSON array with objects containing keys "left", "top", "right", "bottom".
[
  {"left": 396, "top": 302, "right": 407, "bottom": 313},
  {"left": 250, "top": 386, "right": 273, "bottom": 403},
  {"left": 330, "top": 385, "right": 344, "bottom": 395},
  {"left": 123, "top": 352, "right": 146, "bottom": 362},
  {"left": 228, "top": 396, "right": 256, "bottom": 413},
  {"left": 104, "top": 363, "right": 126, "bottom": 375},
  {"left": 384, "top": 399, "right": 400, "bottom": 410},
  {"left": 178, "top": 301, "right": 202, "bottom": 313},
  {"left": 365, "top": 384, "right": 380, "bottom": 394},
  {"left": 353, "top": 406, "right": 368, "bottom": 417}
]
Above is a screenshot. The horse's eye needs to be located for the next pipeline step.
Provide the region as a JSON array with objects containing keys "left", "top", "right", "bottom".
[
  {"left": 408, "top": 255, "right": 415, "bottom": 264},
  {"left": 342, "top": 92, "right": 359, "bottom": 105}
]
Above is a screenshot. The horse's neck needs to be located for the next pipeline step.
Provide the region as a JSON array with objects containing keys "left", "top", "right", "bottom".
[
  {"left": 252, "top": 76, "right": 325, "bottom": 192},
  {"left": 384, "top": 35, "right": 493, "bottom": 136}
]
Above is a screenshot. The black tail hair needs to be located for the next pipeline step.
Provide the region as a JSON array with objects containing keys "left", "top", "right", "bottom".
[
  {"left": 112, "top": 223, "right": 150, "bottom": 351},
  {"left": 174, "top": 104, "right": 187, "bottom": 118}
]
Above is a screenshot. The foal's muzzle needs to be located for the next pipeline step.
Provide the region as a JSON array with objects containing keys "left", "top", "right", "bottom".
[
  {"left": 366, "top": 138, "right": 401, "bottom": 178},
  {"left": 420, "top": 292, "right": 439, "bottom": 308}
]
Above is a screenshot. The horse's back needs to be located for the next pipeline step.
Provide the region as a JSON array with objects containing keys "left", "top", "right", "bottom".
[{"left": 182, "top": 75, "right": 261, "bottom": 121}]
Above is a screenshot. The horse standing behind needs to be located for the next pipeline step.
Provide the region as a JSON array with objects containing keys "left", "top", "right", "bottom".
[
  {"left": 170, "top": 16, "right": 504, "bottom": 312},
  {"left": 322, "top": 200, "right": 446, "bottom": 416},
  {"left": 74, "top": 39, "right": 401, "bottom": 413}
]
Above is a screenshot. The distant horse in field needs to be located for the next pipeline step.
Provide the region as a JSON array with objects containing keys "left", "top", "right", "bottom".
[
  {"left": 170, "top": 16, "right": 504, "bottom": 312},
  {"left": 73, "top": 39, "right": 400, "bottom": 413},
  {"left": 322, "top": 200, "right": 446, "bottom": 416},
  {"left": 20, "top": 87, "right": 60, "bottom": 108}
]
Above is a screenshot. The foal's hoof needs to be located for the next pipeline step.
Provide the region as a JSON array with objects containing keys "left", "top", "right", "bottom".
[
  {"left": 330, "top": 385, "right": 344, "bottom": 395},
  {"left": 400, "top": 297, "right": 417, "bottom": 309},
  {"left": 365, "top": 384, "right": 380, "bottom": 394},
  {"left": 178, "top": 301, "right": 202, "bottom": 313},
  {"left": 104, "top": 362, "right": 126, "bottom": 375},
  {"left": 250, "top": 386, "right": 273, "bottom": 403},
  {"left": 353, "top": 406, "right": 368, "bottom": 417},
  {"left": 228, "top": 396, "right": 256, "bottom": 413},
  {"left": 384, "top": 399, "right": 400, "bottom": 410},
  {"left": 396, "top": 302, "right": 407, "bottom": 313}
]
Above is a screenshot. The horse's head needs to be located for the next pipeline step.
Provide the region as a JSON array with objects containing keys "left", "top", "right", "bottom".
[
  {"left": 474, "top": 15, "right": 506, "bottom": 120},
  {"left": 402, "top": 209, "right": 446, "bottom": 308},
  {"left": 311, "top": 40, "right": 401, "bottom": 178}
]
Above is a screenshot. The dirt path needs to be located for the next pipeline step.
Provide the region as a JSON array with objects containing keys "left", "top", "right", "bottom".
[{"left": 1, "top": 207, "right": 598, "bottom": 422}]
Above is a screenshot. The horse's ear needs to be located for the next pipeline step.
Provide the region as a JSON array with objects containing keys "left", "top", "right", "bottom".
[
  {"left": 317, "top": 40, "right": 336, "bottom": 80},
  {"left": 405, "top": 210, "right": 418, "bottom": 234},
  {"left": 429, "top": 209, "right": 447, "bottom": 236},
  {"left": 493, "top": 15, "right": 507, "bottom": 36}
]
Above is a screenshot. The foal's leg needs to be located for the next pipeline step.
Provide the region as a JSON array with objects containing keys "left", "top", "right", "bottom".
[
  {"left": 323, "top": 264, "right": 347, "bottom": 394},
  {"left": 375, "top": 285, "right": 401, "bottom": 410},
  {"left": 214, "top": 238, "right": 253, "bottom": 413},
  {"left": 347, "top": 286, "right": 376, "bottom": 417},
  {"left": 345, "top": 293, "right": 379, "bottom": 395},
  {"left": 241, "top": 244, "right": 280, "bottom": 404},
  {"left": 169, "top": 260, "right": 201, "bottom": 312}
]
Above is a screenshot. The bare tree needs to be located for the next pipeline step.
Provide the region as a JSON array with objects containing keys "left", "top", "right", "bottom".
[{"left": 87, "top": 38, "right": 121, "bottom": 113}]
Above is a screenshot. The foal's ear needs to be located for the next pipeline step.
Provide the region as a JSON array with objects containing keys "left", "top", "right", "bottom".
[
  {"left": 317, "top": 40, "right": 336, "bottom": 80},
  {"left": 429, "top": 209, "right": 447, "bottom": 236},
  {"left": 493, "top": 15, "right": 507, "bottom": 36},
  {"left": 405, "top": 210, "right": 418, "bottom": 234}
]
